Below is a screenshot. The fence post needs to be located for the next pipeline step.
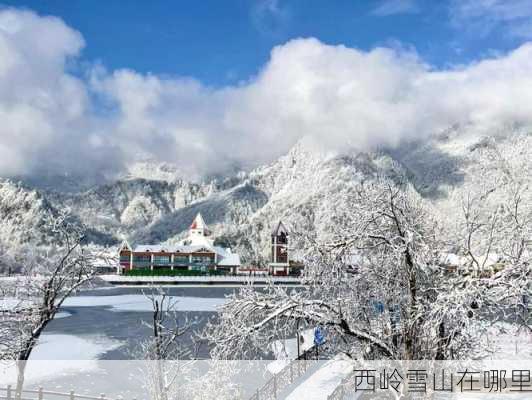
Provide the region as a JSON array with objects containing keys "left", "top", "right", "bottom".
[
  {"left": 38, "top": 387, "right": 43, "bottom": 400},
  {"left": 70, "top": 390, "right": 75, "bottom": 400},
  {"left": 6, "top": 385, "right": 12, "bottom": 400},
  {"left": 289, "top": 361, "right": 293, "bottom": 384},
  {"left": 273, "top": 373, "right": 277, "bottom": 399}
]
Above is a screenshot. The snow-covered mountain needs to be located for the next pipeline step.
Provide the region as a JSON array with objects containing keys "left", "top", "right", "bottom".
[
  {"left": 0, "top": 180, "right": 59, "bottom": 246},
  {"left": 1, "top": 130, "right": 530, "bottom": 264}
]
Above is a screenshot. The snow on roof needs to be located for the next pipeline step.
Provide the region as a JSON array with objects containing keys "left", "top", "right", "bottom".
[
  {"left": 439, "top": 252, "right": 504, "bottom": 268},
  {"left": 179, "top": 230, "right": 214, "bottom": 247},
  {"left": 134, "top": 244, "right": 212, "bottom": 253},
  {"left": 440, "top": 253, "right": 463, "bottom": 266},
  {"left": 479, "top": 253, "right": 502, "bottom": 268},
  {"left": 132, "top": 212, "right": 240, "bottom": 263},
  {"left": 133, "top": 243, "right": 240, "bottom": 262},
  {"left": 343, "top": 253, "right": 362, "bottom": 265},
  {"left": 272, "top": 221, "right": 288, "bottom": 236},
  {"left": 218, "top": 253, "right": 241, "bottom": 266},
  {"left": 134, "top": 245, "right": 168, "bottom": 253}
]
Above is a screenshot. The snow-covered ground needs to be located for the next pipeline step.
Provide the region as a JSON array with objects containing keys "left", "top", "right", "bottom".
[
  {"left": 1, "top": 293, "right": 227, "bottom": 312},
  {"left": 31, "top": 334, "right": 122, "bottom": 361},
  {"left": 277, "top": 324, "right": 532, "bottom": 399},
  {"left": 54, "top": 311, "right": 71, "bottom": 319},
  {"left": 0, "top": 297, "right": 28, "bottom": 311},
  {"left": 268, "top": 329, "right": 315, "bottom": 374},
  {"left": 0, "top": 334, "right": 122, "bottom": 385},
  {"left": 485, "top": 323, "right": 532, "bottom": 360},
  {"left": 62, "top": 293, "right": 227, "bottom": 312},
  {"left": 285, "top": 357, "right": 354, "bottom": 400},
  {"left": 1, "top": 299, "right": 69, "bottom": 317}
]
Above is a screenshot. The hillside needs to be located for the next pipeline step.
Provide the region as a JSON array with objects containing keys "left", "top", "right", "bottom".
[{"left": 1, "top": 130, "right": 530, "bottom": 264}]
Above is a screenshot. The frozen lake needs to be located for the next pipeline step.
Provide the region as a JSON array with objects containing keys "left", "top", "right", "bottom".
[
  {"left": 6, "top": 285, "right": 530, "bottom": 399},
  {"left": 36, "top": 285, "right": 236, "bottom": 360},
  {"left": 1, "top": 285, "right": 277, "bottom": 398}
]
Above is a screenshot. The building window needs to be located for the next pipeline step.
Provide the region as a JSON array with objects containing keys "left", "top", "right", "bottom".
[
  {"left": 132, "top": 255, "right": 151, "bottom": 268},
  {"left": 133, "top": 255, "right": 151, "bottom": 262},
  {"left": 191, "top": 256, "right": 213, "bottom": 265},
  {"left": 120, "top": 255, "right": 130, "bottom": 263},
  {"left": 153, "top": 255, "right": 171, "bottom": 264},
  {"left": 278, "top": 247, "right": 288, "bottom": 263},
  {"left": 174, "top": 255, "right": 189, "bottom": 265}
]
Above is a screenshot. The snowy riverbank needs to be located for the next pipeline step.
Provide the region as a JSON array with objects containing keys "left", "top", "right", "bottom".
[{"left": 98, "top": 274, "right": 302, "bottom": 285}]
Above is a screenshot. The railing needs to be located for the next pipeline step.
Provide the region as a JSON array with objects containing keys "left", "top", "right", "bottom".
[
  {"left": 326, "top": 375, "right": 352, "bottom": 400},
  {"left": 248, "top": 347, "right": 319, "bottom": 400},
  {"left": 327, "top": 371, "right": 368, "bottom": 400},
  {"left": 0, "top": 386, "right": 126, "bottom": 400}
]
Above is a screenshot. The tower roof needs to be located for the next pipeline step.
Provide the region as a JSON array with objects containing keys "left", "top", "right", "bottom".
[
  {"left": 190, "top": 212, "right": 209, "bottom": 231},
  {"left": 271, "top": 221, "right": 288, "bottom": 236},
  {"left": 119, "top": 240, "right": 132, "bottom": 252}
]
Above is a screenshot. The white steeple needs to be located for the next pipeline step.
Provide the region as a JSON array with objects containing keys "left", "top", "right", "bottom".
[
  {"left": 119, "top": 239, "right": 132, "bottom": 252},
  {"left": 189, "top": 212, "right": 210, "bottom": 237}
]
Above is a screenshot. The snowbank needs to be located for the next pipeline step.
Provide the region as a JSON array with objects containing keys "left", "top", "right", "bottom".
[
  {"left": 0, "top": 334, "right": 122, "bottom": 385},
  {"left": 268, "top": 329, "right": 315, "bottom": 374},
  {"left": 485, "top": 323, "right": 532, "bottom": 360},
  {"left": 99, "top": 274, "right": 301, "bottom": 284},
  {"left": 285, "top": 357, "right": 353, "bottom": 400},
  {"left": 62, "top": 294, "right": 227, "bottom": 312}
]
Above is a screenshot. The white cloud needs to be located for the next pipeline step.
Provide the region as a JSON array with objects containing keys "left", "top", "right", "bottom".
[
  {"left": 95, "top": 38, "right": 532, "bottom": 178},
  {"left": 371, "top": 0, "right": 418, "bottom": 17},
  {"left": 251, "top": 0, "right": 290, "bottom": 36},
  {"left": 2, "top": 8, "right": 532, "bottom": 181},
  {"left": 0, "top": 8, "right": 119, "bottom": 179},
  {"left": 450, "top": 0, "right": 532, "bottom": 38}
]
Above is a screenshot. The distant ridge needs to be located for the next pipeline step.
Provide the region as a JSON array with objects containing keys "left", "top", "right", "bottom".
[{"left": 0, "top": 131, "right": 530, "bottom": 265}]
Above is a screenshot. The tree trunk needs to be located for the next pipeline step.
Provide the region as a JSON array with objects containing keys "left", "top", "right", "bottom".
[
  {"left": 404, "top": 247, "right": 418, "bottom": 360},
  {"left": 435, "top": 321, "right": 446, "bottom": 360},
  {"left": 15, "top": 336, "right": 35, "bottom": 399},
  {"left": 152, "top": 299, "right": 168, "bottom": 400},
  {"left": 15, "top": 361, "right": 26, "bottom": 400},
  {"left": 155, "top": 358, "right": 167, "bottom": 400}
]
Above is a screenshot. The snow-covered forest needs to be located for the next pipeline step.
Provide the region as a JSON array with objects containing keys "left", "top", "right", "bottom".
[
  {"left": 0, "top": 128, "right": 531, "bottom": 267},
  {"left": 1, "top": 3, "right": 532, "bottom": 399},
  {"left": 0, "top": 52, "right": 531, "bottom": 400},
  {"left": 0, "top": 129, "right": 530, "bottom": 366},
  {"left": 2, "top": 129, "right": 529, "bottom": 362}
]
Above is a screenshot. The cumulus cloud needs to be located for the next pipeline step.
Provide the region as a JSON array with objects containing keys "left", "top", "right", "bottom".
[
  {"left": 2, "top": 8, "right": 532, "bottom": 182},
  {"left": 95, "top": 38, "right": 532, "bottom": 178},
  {"left": 0, "top": 8, "right": 121, "bottom": 180}
]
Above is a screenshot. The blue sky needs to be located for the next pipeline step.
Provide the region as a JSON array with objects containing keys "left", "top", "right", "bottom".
[{"left": 1, "top": 0, "right": 530, "bottom": 86}]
